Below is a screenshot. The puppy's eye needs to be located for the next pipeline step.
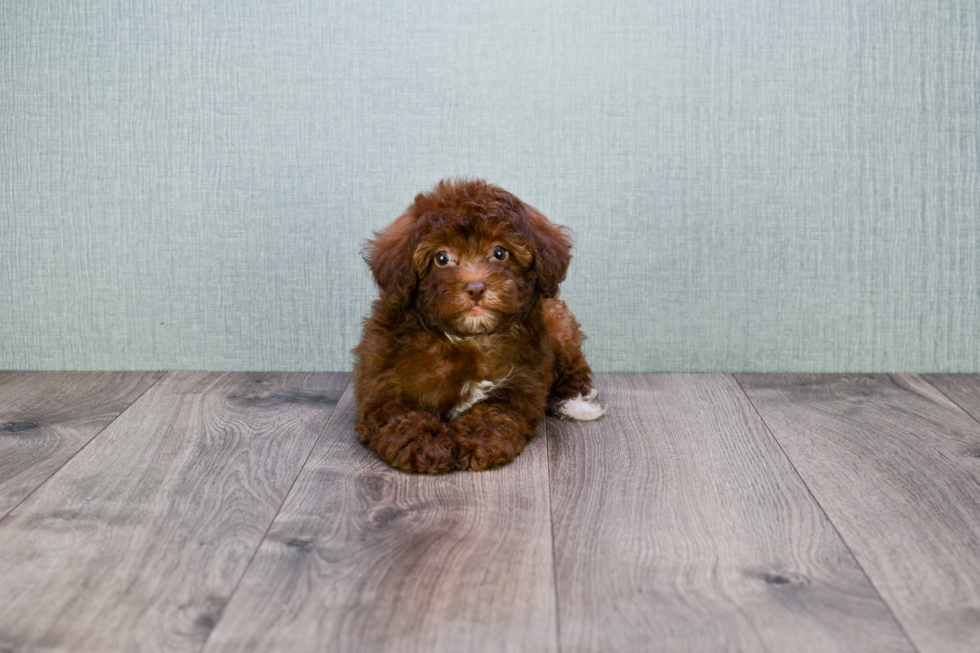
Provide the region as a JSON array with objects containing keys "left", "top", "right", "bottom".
[
  {"left": 492, "top": 246, "right": 508, "bottom": 261},
  {"left": 435, "top": 251, "right": 451, "bottom": 266}
]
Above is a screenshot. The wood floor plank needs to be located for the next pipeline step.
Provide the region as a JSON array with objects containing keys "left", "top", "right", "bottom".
[
  {"left": 738, "top": 374, "right": 980, "bottom": 653},
  {"left": 0, "top": 371, "right": 347, "bottom": 653},
  {"left": 925, "top": 374, "right": 980, "bottom": 425},
  {"left": 549, "top": 374, "right": 913, "bottom": 652},
  {"left": 203, "top": 383, "right": 558, "bottom": 653},
  {"left": 0, "top": 371, "right": 164, "bottom": 517}
]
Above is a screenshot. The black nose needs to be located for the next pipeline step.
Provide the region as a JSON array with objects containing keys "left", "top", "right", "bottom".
[{"left": 464, "top": 281, "right": 487, "bottom": 300}]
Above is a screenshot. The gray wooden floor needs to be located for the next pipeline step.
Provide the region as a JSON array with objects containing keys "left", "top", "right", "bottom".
[{"left": 1, "top": 373, "right": 979, "bottom": 652}]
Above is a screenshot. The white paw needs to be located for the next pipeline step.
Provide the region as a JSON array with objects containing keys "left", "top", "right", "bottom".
[{"left": 555, "top": 388, "right": 605, "bottom": 421}]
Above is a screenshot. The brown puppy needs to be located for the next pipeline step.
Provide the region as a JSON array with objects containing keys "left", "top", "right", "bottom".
[{"left": 353, "top": 179, "right": 603, "bottom": 473}]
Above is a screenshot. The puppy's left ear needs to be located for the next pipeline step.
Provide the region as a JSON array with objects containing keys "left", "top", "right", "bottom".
[{"left": 523, "top": 203, "right": 572, "bottom": 298}]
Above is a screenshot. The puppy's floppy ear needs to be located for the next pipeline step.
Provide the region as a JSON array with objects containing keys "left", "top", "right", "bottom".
[
  {"left": 364, "top": 212, "right": 418, "bottom": 307},
  {"left": 523, "top": 203, "right": 572, "bottom": 298}
]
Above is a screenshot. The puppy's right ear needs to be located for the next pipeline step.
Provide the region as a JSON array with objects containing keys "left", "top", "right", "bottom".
[{"left": 364, "top": 212, "right": 417, "bottom": 307}]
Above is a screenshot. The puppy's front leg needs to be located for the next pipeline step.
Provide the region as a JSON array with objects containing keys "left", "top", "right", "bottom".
[
  {"left": 447, "top": 399, "right": 542, "bottom": 471},
  {"left": 356, "top": 404, "right": 457, "bottom": 474}
]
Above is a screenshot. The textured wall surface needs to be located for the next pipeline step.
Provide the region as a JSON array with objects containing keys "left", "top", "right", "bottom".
[{"left": 2, "top": 0, "right": 978, "bottom": 372}]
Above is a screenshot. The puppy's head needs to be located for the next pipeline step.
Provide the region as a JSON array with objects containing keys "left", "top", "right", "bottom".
[{"left": 365, "top": 179, "right": 571, "bottom": 336}]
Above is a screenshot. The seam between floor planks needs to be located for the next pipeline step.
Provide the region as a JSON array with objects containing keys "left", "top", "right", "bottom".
[
  {"left": 0, "top": 371, "right": 167, "bottom": 522},
  {"left": 731, "top": 374, "right": 922, "bottom": 652},
  {"left": 197, "top": 374, "right": 354, "bottom": 653},
  {"left": 544, "top": 417, "right": 564, "bottom": 653},
  {"left": 921, "top": 375, "right": 980, "bottom": 429}
]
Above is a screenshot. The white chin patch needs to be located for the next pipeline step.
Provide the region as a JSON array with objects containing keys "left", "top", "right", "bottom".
[
  {"left": 458, "top": 312, "right": 496, "bottom": 334},
  {"left": 556, "top": 388, "right": 605, "bottom": 421}
]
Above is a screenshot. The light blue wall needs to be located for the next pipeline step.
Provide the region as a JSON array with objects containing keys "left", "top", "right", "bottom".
[{"left": 2, "top": 0, "right": 978, "bottom": 372}]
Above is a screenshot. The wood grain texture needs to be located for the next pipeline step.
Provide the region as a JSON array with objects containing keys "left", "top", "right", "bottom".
[
  {"left": 203, "top": 383, "right": 558, "bottom": 653},
  {"left": 926, "top": 375, "right": 980, "bottom": 424},
  {"left": 738, "top": 374, "right": 980, "bottom": 653},
  {"left": 0, "top": 371, "right": 347, "bottom": 653},
  {"left": 0, "top": 371, "right": 164, "bottom": 518},
  {"left": 549, "top": 374, "right": 912, "bottom": 652}
]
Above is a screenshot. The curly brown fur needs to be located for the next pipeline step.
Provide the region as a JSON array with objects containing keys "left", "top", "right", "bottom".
[{"left": 353, "top": 178, "right": 603, "bottom": 474}]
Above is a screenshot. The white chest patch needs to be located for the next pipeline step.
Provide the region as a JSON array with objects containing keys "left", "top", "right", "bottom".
[{"left": 449, "top": 379, "right": 496, "bottom": 420}]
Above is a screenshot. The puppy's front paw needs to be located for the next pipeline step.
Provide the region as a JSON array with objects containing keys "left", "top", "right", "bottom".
[
  {"left": 450, "top": 408, "right": 528, "bottom": 471},
  {"left": 368, "top": 412, "right": 457, "bottom": 474},
  {"left": 454, "top": 435, "right": 524, "bottom": 471}
]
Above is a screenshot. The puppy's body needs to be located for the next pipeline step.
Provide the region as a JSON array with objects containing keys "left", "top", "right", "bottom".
[{"left": 354, "top": 179, "right": 602, "bottom": 473}]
